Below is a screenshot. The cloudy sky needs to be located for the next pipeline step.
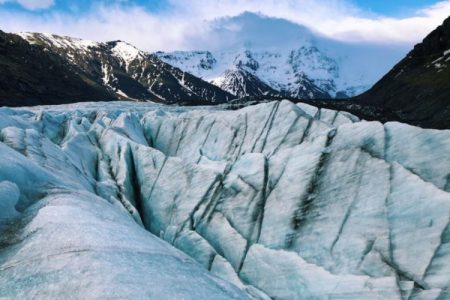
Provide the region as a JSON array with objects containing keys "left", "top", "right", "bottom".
[{"left": 0, "top": 0, "right": 448, "bottom": 51}]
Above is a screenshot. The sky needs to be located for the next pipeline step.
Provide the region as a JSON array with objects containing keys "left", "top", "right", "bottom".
[
  {"left": 0, "top": 0, "right": 448, "bottom": 51},
  {"left": 350, "top": 0, "right": 446, "bottom": 15}
]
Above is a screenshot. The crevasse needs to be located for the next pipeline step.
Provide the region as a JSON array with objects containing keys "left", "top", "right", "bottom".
[{"left": 0, "top": 100, "right": 449, "bottom": 299}]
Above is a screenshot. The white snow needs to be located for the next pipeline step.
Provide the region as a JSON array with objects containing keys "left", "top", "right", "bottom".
[
  {"left": 111, "top": 41, "right": 145, "bottom": 70},
  {"left": 157, "top": 46, "right": 383, "bottom": 98},
  {"left": 18, "top": 32, "right": 99, "bottom": 65},
  {"left": 116, "top": 89, "right": 129, "bottom": 98},
  {"left": 431, "top": 49, "right": 450, "bottom": 69},
  {"left": 155, "top": 13, "right": 407, "bottom": 98},
  {"left": 19, "top": 32, "right": 98, "bottom": 52},
  {"left": 0, "top": 100, "right": 449, "bottom": 299},
  {"left": 16, "top": 32, "right": 37, "bottom": 44},
  {"left": 101, "top": 62, "right": 111, "bottom": 85}
]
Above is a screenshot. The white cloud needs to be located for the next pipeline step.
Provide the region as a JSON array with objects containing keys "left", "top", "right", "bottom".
[
  {"left": 309, "top": 1, "right": 450, "bottom": 43},
  {"left": 166, "top": 0, "right": 450, "bottom": 44},
  {"left": 0, "top": 3, "right": 203, "bottom": 51},
  {"left": 0, "top": 0, "right": 448, "bottom": 51},
  {"left": 0, "top": 0, "right": 54, "bottom": 10}
]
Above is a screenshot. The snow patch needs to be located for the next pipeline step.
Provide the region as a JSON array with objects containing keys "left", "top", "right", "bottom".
[{"left": 111, "top": 41, "right": 145, "bottom": 69}]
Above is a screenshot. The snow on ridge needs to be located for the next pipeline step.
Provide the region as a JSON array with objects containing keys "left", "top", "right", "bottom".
[
  {"left": 18, "top": 32, "right": 99, "bottom": 51},
  {"left": 110, "top": 41, "right": 145, "bottom": 67},
  {"left": 16, "top": 32, "right": 37, "bottom": 44},
  {"left": 156, "top": 47, "right": 366, "bottom": 98},
  {"left": 18, "top": 32, "right": 146, "bottom": 66},
  {"left": 153, "top": 13, "right": 407, "bottom": 98},
  {"left": 16, "top": 30, "right": 370, "bottom": 99}
]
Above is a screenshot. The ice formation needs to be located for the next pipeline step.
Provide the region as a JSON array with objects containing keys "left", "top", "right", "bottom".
[{"left": 0, "top": 100, "right": 449, "bottom": 299}]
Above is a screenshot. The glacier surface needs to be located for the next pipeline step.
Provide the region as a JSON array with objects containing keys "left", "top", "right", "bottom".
[{"left": 0, "top": 100, "right": 449, "bottom": 299}]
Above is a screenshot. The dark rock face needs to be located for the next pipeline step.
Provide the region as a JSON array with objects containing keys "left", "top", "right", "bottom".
[
  {"left": 0, "top": 31, "right": 114, "bottom": 107},
  {"left": 351, "top": 16, "right": 450, "bottom": 129},
  {"left": 0, "top": 33, "right": 234, "bottom": 107},
  {"left": 293, "top": 16, "right": 450, "bottom": 129},
  {"left": 138, "top": 53, "right": 234, "bottom": 105}
]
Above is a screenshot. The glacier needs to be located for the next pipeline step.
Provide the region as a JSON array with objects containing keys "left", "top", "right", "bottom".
[{"left": 0, "top": 100, "right": 449, "bottom": 299}]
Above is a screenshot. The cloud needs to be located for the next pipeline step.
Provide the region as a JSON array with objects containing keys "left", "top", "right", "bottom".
[
  {"left": 309, "top": 1, "right": 450, "bottom": 43},
  {"left": 0, "top": 4, "right": 206, "bottom": 51},
  {"left": 167, "top": 0, "right": 361, "bottom": 24},
  {"left": 0, "top": 0, "right": 448, "bottom": 51},
  {"left": 166, "top": 0, "right": 450, "bottom": 44},
  {"left": 0, "top": 0, "right": 54, "bottom": 10}
]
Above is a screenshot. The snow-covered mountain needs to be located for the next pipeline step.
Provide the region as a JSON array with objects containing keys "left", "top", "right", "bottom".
[
  {"left": 5, "top": 13, "right": 408, "bottom": 105},
  {"left": 0, "top": 30, "right": 113, "bottom": 106},
  {"left": 1, "top": 99, "right": 450, "bottom": 299},
  {"left": 156, "top": 12, "right": 407, "bottom": 99},
  {"left": 157, "top": 48, "right": 337, "bottom": 99},
  {"left": 16, "top": 32, "right": 233, "bottom": 105}
]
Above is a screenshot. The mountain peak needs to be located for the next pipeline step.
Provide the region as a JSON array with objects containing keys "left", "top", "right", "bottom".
[
  {"left": 156, "top": 12, "right": 406, "bottom": 99},
  {"left": 18, "top": 32, "right": 99, "bottom": 50},
  {"left": 412, "top": 15, "right": 450, "bottom": 60},
  {"left": 108, "top": 40, "right": 145, "bottom": 66},
  {"left": 1, "top": 31, "right": 234, "bottom": 106}
]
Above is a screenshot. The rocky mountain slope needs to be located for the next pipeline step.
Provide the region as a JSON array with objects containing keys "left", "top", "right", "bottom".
[
  {"left": 0, "top": 32, "right": 234, "bottom": 107},
  {"left": 305, "top": 15, "right": 450, "bottom": 129},
  {"left": 0, "top": 13, "right": 408, "bottom": 107},
  {"left": 156, "top": 12, "right": 406, "bottom": 100},
  {"left": 20, "top": 33, "right": 235, "bottom": 105},
  {"left": 0, "top": 30, "right": 114, "bottom": 106},
  {"left": 1, "top": 100, "right": 449, "bottom": 299},
  {"left": 355, "top": 15, "right": 450, "bottom": 129}
]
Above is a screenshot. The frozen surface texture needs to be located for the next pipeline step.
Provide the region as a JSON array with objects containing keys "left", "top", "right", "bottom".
[{"left": 0, "top": 100, "right": 449, "bottom": 299}]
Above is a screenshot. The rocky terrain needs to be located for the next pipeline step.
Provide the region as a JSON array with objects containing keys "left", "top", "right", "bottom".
[
  {"left": 0, "top": 30, "right": 113, "bottom": 106},
  {"left": 306, "top": 15, "right": 450, "bottom": 129},
  {"left": 9, "top": 13, "right": 399, "bottom": 106},
  {"left": 1, "top": 100, "right": 449, "bottom": 299},
  {"left": 0, "top": 32, "right": 234, "bottom": 107},
  {"left": 355, "top": 15, "right": 450, "bottom": 129}
]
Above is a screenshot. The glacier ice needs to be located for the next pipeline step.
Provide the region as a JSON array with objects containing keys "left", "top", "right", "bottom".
[{"left": 0, "top": 100, "right": 449, "bottom": 299}]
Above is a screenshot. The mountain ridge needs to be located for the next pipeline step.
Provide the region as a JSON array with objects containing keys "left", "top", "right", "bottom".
[
  {"left": 0, "top": 31, "right": 235, "bottom": 107},
  {"left": 156, "top": 12, "right": 406, "bottom": 100},
  {"left": 0, "top": 30, "right": 115, "bottom": 106},
  {"left": 19, "top": 32, "right": 235, "bottom": 105},
  {"left": 355, "top": 14, "right": 450, "bottom": 128},
  {"left": 297, "top": 15, "right": 450, "bottom": 129}
]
